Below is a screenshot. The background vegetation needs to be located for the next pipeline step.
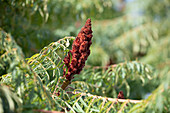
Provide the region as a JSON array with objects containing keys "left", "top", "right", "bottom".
[{"left": 0, "top": 0, "right": 169, "bottom": 112}]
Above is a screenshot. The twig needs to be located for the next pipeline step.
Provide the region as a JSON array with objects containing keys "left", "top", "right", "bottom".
[{"left": 67, "top": 91, "right": 142, "bottom": 104}]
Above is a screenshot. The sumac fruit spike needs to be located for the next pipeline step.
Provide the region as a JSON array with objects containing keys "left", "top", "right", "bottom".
[{"left": 63, "top": 18, "right": 93, "bottom": 81}]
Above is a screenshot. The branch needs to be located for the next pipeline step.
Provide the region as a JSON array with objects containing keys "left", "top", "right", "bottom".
[{"left": 66, "top": 91, "right": 142, "bottom": 104}]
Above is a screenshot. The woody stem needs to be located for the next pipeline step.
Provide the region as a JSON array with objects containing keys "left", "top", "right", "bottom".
[{"left": 61, "top": 79, "right": 71, "bottom": 90}]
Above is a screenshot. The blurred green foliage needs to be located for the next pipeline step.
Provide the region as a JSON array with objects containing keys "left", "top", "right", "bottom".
[
  {"left": 0, "top": 0, "right": 170, "bottom": 112},
  {"left": 0, "top": 0, "right": 120, "bottom": 57}
]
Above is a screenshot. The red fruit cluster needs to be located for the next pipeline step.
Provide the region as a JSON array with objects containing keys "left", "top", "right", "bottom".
[
  {"left": 63, "top": 18, "right": 93, "bottom": 80},
  {"left": 118, "top": 91, "right": 125, "bottom": 99}
]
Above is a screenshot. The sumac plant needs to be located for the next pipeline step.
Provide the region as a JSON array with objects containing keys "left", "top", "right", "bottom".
[{"left": 1, "top": 11, "right": 168, "bottom": 112}]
